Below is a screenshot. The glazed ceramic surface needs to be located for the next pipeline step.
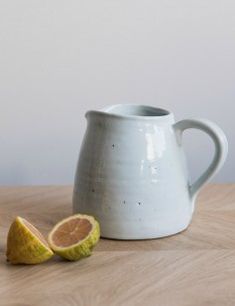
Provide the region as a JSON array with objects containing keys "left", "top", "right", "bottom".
[{"left": 73, "top": 105, "right": 228, "bottom": 239}]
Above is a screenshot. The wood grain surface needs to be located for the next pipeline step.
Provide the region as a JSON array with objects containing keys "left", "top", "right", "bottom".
[{"left": 0, "top": 185, "right": 235, "bottom": 306}]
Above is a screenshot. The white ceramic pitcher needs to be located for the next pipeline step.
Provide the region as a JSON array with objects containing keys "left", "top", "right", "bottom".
[{"left": 73, "top": 104, "right": 228, "bottom": 239}]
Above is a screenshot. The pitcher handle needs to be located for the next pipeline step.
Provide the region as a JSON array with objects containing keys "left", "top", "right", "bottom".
[{"left": 174, "top": 118, "right": 228, "bottom": 199}]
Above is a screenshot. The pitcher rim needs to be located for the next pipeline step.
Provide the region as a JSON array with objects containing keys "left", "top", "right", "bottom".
[{"left": 85, "top": 104, "right": 174, "bottom": 121}]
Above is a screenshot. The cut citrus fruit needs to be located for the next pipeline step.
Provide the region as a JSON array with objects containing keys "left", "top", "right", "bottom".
[
  {"left": 48, "top": 214, "right": 100, "bottom": 261},
  {"left": 6, "top": 216, "right": 54, "bottom": 264}
]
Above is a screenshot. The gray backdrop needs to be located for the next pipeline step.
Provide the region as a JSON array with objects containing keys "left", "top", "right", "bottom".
[{"left": 0, "top": 0, "right": 234, "bottom": 185}]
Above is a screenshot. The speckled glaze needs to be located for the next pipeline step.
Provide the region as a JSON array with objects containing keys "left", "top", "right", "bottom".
[{"left": 73, "top": 105, "right": 228, "bottom": 239}]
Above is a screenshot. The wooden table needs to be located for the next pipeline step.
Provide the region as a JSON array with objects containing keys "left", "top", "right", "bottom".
[{"left": 0, "top": 185, "right": 235, "bottom": 306}]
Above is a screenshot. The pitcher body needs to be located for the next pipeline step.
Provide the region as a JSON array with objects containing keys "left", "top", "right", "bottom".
[{"left": 73, "top": 105, "right": 228, "bottom": 239}]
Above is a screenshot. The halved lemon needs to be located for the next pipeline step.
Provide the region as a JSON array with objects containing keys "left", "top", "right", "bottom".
[
  {"left": 48, "top": 214, "right": 100, "bottom": 261},
  {"left": 6, "top": 216, "right": 54, "bottom": 264}
]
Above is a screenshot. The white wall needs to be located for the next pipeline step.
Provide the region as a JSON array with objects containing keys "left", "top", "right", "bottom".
[{"left": 0, "top": 0, "right": 234, "bottom": 185}]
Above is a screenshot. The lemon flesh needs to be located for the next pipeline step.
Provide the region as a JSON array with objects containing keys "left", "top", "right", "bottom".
[
  {"left": 6, "top": 217, "right": 54, "bottom": 264},
  {"left": 48, "top": 214, "right": 100, "bottom": 261}
]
